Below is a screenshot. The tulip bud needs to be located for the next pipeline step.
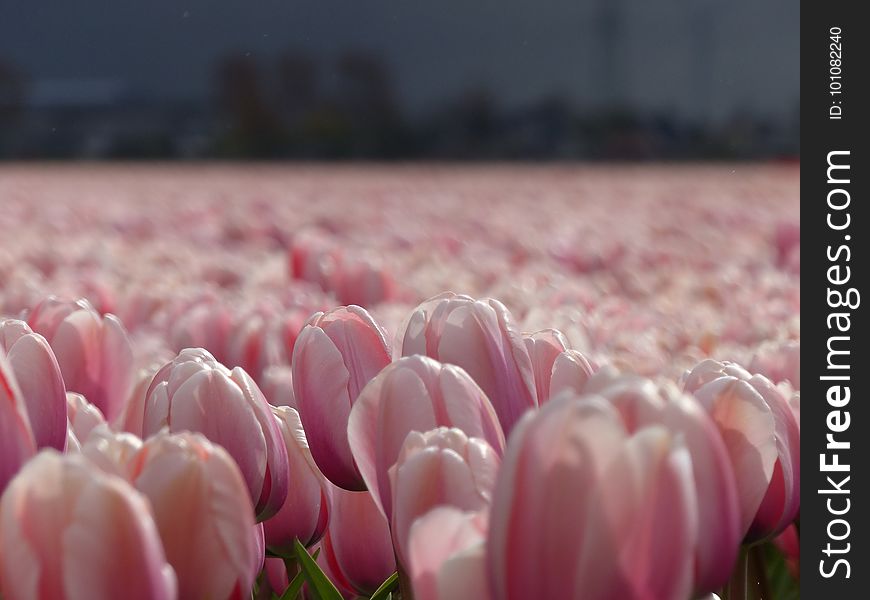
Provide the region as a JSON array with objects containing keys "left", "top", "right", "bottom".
[
  {"left": 683, "top": 359, "right": 800, "bottom": 541},
  {"left": 0, "top": 451, "right": 176, "bottom": 600},
  {"left": 348, "top": 355, "right": 505, "bottom": 518},
  {"left": 289, "top": 229, "right": 341, "bottom": 290},
  {"left": 80, "top": 424, "right": 143, "bottom": 479},
  {"left": 523, "top": 329, "right": 570, "bottom": 403},
  {"left": 585, "top": 369, "right": 741, "bottom": 594},
  {"left": 165, "top": 299, "right": 233, "bottom": 364},
  {"left": 1, "top": 319, "right": 66, "bottom": 451},
  {"left": 333, "top": 256, "right": 396, "bottom": 307},
  {"left": 292, "top": 305, "right": 391, "bottom": 490},
  {"left": 319, "top": 488, "right": 396, "bottom": 597},
  {"left": 66, "top": 392, "right": 107, "bottom": 450},
  {"left": 488, "top": 393, "right": 696, "bottom": 600},
  {"left": 225, "top": 311, "right": 284, "bottom": 383},
  {"left": 408, "top": 507, "right": 490, "bottom": 600},
  {"left": 129, "top": 432, "right": 261, "bottom": 600},
  {"left": 523, "top": 328, "right": 597, "bottom": 403},
  {"left": 26, "top": 296, "right": 87, "bottom": 337},
  {"left": 549, "top": 349, "right": 596, "bottom": 398},
  {"left": 263, "top": 406, "right": 332, "bottom": 555},
  {"left": 259, "top": 365, "right": 296, "bottom": 409},
  {"left": 28, "top": 297, "right": 134, "bottom": 422},
  {"left": 114, "top": 364, "right": 162, "bottom": 438},
  {"left": 399, "top": 293, "right": 537, "bottom": 434},
  {"left": 390, "top": 428, "right": 499, "bottom": 569},
  {"left": 142, "top": 348, "right": 289, "bottom": 520}
]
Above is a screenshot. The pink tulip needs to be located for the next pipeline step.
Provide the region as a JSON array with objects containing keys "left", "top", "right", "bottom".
[
  {"left": 259, "top": 365, "right": 296, "bottom": 408},
  {"left": 523, "top": 328, "right": 596, "bottom": 403},
  {"left": 584, "top": 369, "right": 741, "bottom": 594},
  {"left": 115, "top": 365, "right": 162, "bottom": 438},
  {"left": 390, "top": 427, "right": 500, "bottom": 569},
  {"left": 0, "top": 350, "right": 36, "bottom": 494},
  {"left": 66, "top": 392, "right": 107, "bottom": 450},
  {"left": 224, "top": 311, "right": 284, "bottom": 384},
  {"left": 263, "top": 558, "right": 290, "bottom": 597},
  {"left": 142, "top": 348, "right": 289, "bottom": 520},
  {"left": 289, "top": 229, "right": 341, "bottom": 291},
  {"left": 408, "top": 507, "right": 490, "bottom": 600},
  {"left": 80, "top": 424, "right": 144, "bottom": 479},
  {"left": 488, "top": 393, "right": 696, "bottom": 600},
  {"left": 25, "top": 296, "right": 87, "bottom": 336},
  {"left": 399, "top": 292, "right": 537, "bottom": 434},
  {"left": 164, "top": 298, "right": 234, "bottom": 363},
  {"left": 0, "top": 319, "right": 67, "bottom": 450},
  {"left": 128, "top": 432, "right": 261, "bottom": 600},
  {"left": 292, "top": 305, "right": 391, "bottom": 490},
  {"left": 263, "top": 406, "right": 332, "bottom": 555},
  {"left": 348, "top": 355, "right": 505, "bottom": 519},
  {"left": 0, "top": 451, "right": 176, "bottom": 600},
  {"left": 680, "top": 359, "right": 751, "bottom": 392},
  {"left": 319, "top": 488, "right": 397, "bottom": 597},
  {"left": 332, "top": 256, "right": 396, "bottom": 307},
  {"left": 548, "top": 349, "right": 596, "bottom": 398},
  {"left": 28, "top": 297, "right": 134, "bottom": 422},
  {"left": 682, "top": 359, "right": 800, "bottom": 541},
  {"left": 277, "top": 308, "right": 311, "bottom": 363},
  {"left": 523, "top": 329, "right": 570, "bottom": 403}
]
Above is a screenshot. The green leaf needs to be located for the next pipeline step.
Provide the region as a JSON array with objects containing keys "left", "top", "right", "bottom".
[
  {"left": 368, "top": 572, "right": 399, "bottom": 600},
  {"left": 278, "top": 570, "right": 306, "bottom": 600},
  {"left": 761, "top": 541, "right": 800, "bottom": 600},
  {"left": 293, "top": 539, "right": 343, "bottom": 600},
  {"left": 278, "top": 548, "right": 322, "bottom": 600}
]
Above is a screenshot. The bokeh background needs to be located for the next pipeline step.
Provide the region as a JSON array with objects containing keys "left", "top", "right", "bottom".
[{"left": 0, "top": 0, "right": 798, "bottom": 161}]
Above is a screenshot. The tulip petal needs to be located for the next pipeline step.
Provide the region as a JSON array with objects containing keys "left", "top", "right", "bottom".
[{"left": 6, "top": 332, "right": 67, "bottom": 451}]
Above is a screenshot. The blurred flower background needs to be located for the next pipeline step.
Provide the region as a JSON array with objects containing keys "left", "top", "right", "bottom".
[{"left": 0, "top": 164, "right": 799, "bottom": 599}]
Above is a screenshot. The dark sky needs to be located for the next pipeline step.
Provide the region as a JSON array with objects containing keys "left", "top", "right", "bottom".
[{"left": 1, "top": 0, "right": 798, "bottom": 120}]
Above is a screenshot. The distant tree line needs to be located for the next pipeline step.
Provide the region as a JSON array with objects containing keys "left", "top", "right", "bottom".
[{"left": 0, "top": 54, "right": 799, "bottom": 161}]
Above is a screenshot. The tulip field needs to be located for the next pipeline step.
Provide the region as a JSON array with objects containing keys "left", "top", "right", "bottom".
[{"left": 0, "top": 164, "right": 799, "bottom": 599}]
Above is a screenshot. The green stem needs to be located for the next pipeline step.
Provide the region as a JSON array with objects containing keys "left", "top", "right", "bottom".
[{"left": 283, "top": 556, "right": 300, "bottom": 591}]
